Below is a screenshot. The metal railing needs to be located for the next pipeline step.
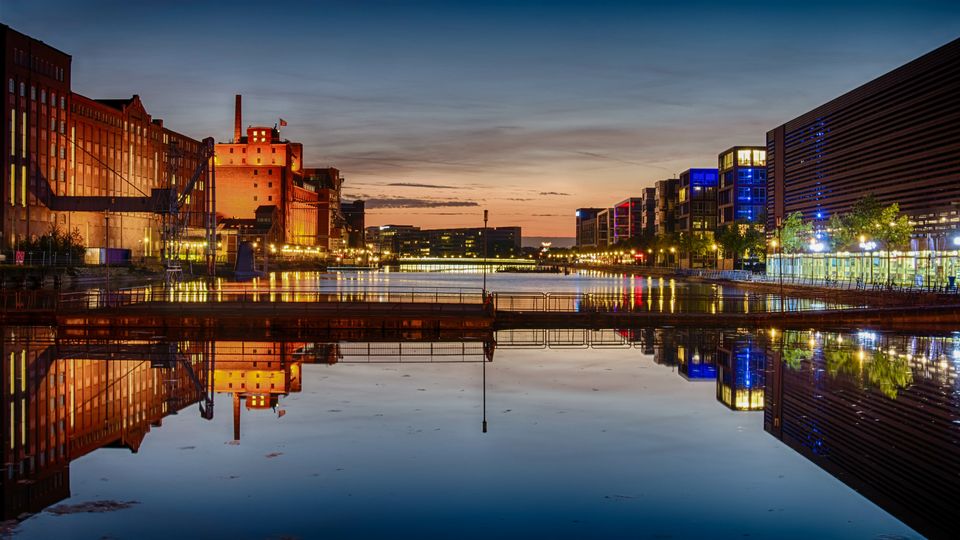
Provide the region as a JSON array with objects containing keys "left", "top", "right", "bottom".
[
  {"left": 683, "top": 268, "right": 960, "bottom": 295},
  {"left": 49, "top": 284, "right": 487, "bottom": 312},
  {"left": 492, "top": 291, "right": 859, "bottom": 314}
]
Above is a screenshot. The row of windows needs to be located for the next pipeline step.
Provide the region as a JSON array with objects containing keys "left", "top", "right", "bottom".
[
  {"left": 10, "top": 47, "right": 66, "bottom": 81},
  {"left": 227, "top": 146, "right": 279, "bottom": 154}
]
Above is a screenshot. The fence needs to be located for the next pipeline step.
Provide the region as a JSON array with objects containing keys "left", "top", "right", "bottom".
[{"left": 492, "top": 291, "right": 859, "bottom": 314}]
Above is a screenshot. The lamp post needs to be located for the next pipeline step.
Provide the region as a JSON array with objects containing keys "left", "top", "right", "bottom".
[
  {"left": 774, "top": 216, "right": 783, "bottom": 313},
  {"left": 482, "top": 209, "right": 488, "bottom": 297},
  {"left": 858, "top": 235, "right": 877, "bottom": 286},
  {"left": 711, "top": 243, "right": 719, "bottom": 270}
]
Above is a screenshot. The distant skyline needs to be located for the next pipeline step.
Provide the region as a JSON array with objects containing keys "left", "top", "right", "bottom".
[{"left": 3, "top": 0, "right": 959, "bottom": 236}]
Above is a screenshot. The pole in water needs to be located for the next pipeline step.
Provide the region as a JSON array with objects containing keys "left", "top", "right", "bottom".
[{"left": 482, "top": 354, "right": 488, "bottom": 433}]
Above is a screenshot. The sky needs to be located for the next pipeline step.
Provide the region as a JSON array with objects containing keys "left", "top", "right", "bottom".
[{"left": 3, "top": 0, "right": 959, "bottom": 237}]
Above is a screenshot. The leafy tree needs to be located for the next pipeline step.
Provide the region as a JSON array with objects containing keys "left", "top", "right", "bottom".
[
  {"left": 716, "top": 222, "right": 766, "bottom": 269},
  {"left": 828, "top": 194, "right": 913, "bottom": 252},
  {"left": 779, "top": 211, "right": 812, "bottom": 254},
  {"left": 678, "top": 231, "right": 710, "bottom": 257}
]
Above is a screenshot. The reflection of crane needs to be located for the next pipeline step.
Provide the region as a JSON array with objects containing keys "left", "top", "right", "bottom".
[{"left": 31, "top": 137, "right": 217, "bottom": 280}]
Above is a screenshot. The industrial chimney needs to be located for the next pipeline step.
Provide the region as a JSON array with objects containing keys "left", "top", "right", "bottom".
[{"left": 234, "top": 94, "right": 242, "bottom": 143}]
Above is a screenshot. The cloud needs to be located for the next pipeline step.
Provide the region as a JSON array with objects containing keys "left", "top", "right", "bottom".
[
  {"left": 538, "top": 191, "right": 570, "bottom": 196},
  {"left": 386, "top": 182, "right": 461, "bottom": 189},
  {"left": 364, "top": 197, "right": 479, "bottom": 209}
]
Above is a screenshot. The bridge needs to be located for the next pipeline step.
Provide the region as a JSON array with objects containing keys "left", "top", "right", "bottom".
[{"left": 3, "top": 284, "right": 959, "bottom": 333}]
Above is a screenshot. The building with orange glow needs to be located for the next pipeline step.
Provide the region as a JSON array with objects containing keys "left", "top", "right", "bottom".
[
  {"left": 214, "top": 95, "right": 346, "bottom": 252},
  {"left": 2, "top": 24, "right": 208, "bottom": 258}
]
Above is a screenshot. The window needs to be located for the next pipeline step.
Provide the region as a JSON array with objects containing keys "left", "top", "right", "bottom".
[
  {"left": 737, "top": 149, "right": 752, "bottom": 166},
  {"left": 271, "top": 148, "right": 276, "bottom": 153},
  {"left": 229, "top": 148, "right": 233, "bottom": 154},
  {"left": 257, "top": 147, "right": 261, "bottom": 153},
  {"left": 30, "top": 86, "right": 35, "bottom": 100},
  {"left": 267, "top": 169, "right": 272, "bottom": 175},
  {"left": 268, "top": 195, "right": 272, "bottom": 201},
  {"left": 7, "top": 79, "right": 12, "bottom": 94},
  {"left": 41, "top": 89, "right": 46, "bottom": 104},
  {"left": 253, "top": 195, "right": 258, "bottom": 201},
  {"left": 253, "top": 169, "right": 258, "bottom": 175}
]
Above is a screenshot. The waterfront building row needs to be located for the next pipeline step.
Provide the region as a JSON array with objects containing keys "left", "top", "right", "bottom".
[
  {"left": 576, "top": 148, "right": 764, "bottom": 268},
  {"left": 366, "top": 224, "right": 522, "bottom": 259}
]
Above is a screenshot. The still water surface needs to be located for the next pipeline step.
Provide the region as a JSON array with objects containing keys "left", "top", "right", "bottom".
[{"left": 5, "top": 324, "right": 957, "bottom": 538}]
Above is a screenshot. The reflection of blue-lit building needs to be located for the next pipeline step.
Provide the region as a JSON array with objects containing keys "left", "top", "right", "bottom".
[
  {"left": 678, "top": 337, "right": 719, "bottom": 381},
  {"left": 717, "top": 334, "right": 765, "bottom": 410}
]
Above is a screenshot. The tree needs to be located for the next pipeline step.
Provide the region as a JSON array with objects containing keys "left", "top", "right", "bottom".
[
  {"left": 828, "top": 194, "right": 913, "bottom": 252},
  {"left": 678, "top": 231, "right": 710, "bottom": 267},
  {"left": 779, "top": 211, "right": 812, "bottom": 254},
  {"left": 21, "top": 224, "right": 86, "bottom": 264},
  {"left": 716, "top": 222, "right": 766, "bottom": 270}
]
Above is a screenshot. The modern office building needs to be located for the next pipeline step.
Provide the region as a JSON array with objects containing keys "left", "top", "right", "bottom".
[
  {"left": 639, "top": 187, "right": 656, "bottom": 238},
  {"left": 365, "top": 224, "right": 419, "bottom": 255},
  {"left": 653, "top": 179, "right": 679, "bottom": 236},
  {"left": 341, "top": 199, "right": 365, "bottom": 248},
  {"left": 766, "top": 37, "right": 960, "bottom": 242},
  {"left": 575, "top": 207, "right": 602, "bottom": 248},
  {"left": 395, "top": 226, "right": 521, "bottom": 258},
  {"left": 215, "top": 95, "right": 346, "bottom": 252},
  {"left": 718, "top": 146, "right": 766, "bottom": 227},
  {"left": 677, "top": 168, "right": 718, "bottom": 268},
  {"left": 2, "top": 24, "right": 207, "bottom": 258},
  {"left": 612, "top": 197, "right": 644, "bottom": 244},
  {"left": 596, "top": 208, "right": 612, "bottom": 248}
]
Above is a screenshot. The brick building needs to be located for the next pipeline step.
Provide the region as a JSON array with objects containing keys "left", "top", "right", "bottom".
[
  {"left": 214, "top": 95, "right": 346, "bottom": 252},
  {"left": 2, "top": 24, "right": 207, "bottom": 259}
]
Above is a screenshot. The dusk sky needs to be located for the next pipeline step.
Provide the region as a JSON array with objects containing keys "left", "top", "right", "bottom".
[{"left": 3, "top": 0, "right": 959, "bottom": 238}]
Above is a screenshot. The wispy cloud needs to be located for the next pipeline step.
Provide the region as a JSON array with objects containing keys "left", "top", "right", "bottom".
[
  {"left": 364, "top": 197, "right": 479, "bottom": 209},
  {"left": 386, "top": 182, "right": 461, "bottom": 190},
  {"left": 539, "top": 191, "right": 570, "bottom": 196}
]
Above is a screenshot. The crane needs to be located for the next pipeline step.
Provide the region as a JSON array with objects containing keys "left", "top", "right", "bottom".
[{"left": 31, "top": 136, "right": 217, "bottom": 282}]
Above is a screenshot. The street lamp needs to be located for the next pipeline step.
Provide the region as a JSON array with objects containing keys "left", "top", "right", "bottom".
[
  {"left": 711, "top": 243, "right": 719, "bottom": 270},
  {"left": 858, "top": 235, "right": 877, "bottom": 285}
]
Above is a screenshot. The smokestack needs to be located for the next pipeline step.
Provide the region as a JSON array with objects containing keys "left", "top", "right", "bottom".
[{"left": 234, "top": 94, "right": 242, "bottom": 143}]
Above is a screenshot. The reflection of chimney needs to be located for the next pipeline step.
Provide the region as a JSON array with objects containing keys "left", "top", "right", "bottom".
[
  {"left": 234, "top": 94, "right": 242, "bottom": 143},
  {"left": 233, "top": 393, "right": 241, "bottom": 441}
]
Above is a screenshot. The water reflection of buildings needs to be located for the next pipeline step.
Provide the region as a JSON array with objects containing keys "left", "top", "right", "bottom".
[
  {"left": 716, "top": 333, "right": 764, "bottom": 411},
  {"left": 1, "top": 328, "right": 205, "bottom": 519},
  {"left": 765, "top": 331, "right": 960, "bottom": 539}
]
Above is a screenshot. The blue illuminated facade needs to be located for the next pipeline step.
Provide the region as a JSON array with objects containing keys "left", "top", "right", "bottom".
[{"left": 718, "top": 146, "right": 766, "bottom": 227}]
